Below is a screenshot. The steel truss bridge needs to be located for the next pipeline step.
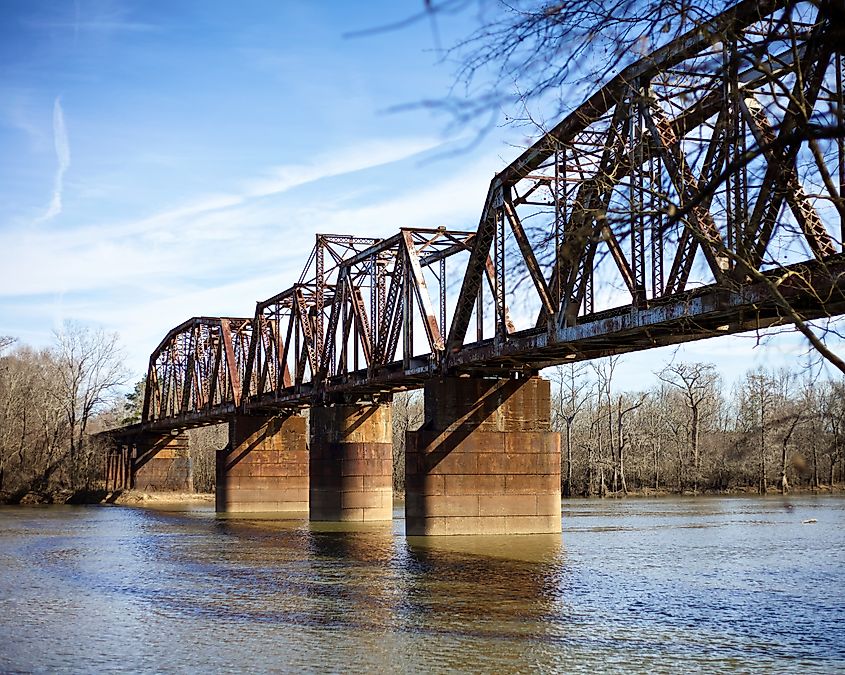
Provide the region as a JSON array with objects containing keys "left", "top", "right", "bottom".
[{"left": 122, "top": 0, "right": 843, "bottom": 435}]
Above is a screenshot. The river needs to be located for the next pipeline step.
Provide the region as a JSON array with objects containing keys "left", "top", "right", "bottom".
[{"left": 0, "top": 496, "right": 843, "bottom": 673}]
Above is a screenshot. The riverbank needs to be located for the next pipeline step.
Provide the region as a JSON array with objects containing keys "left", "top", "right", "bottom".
[
  {"left": 2, "top": 483, "right": 842, "bottom": 506},
  {"left": 110, "top": 491, "right": 215, "bottom": 505},
  {"left": 573, "top": 483, "right": 845, "bottom": 498},
  {"left": 0, "top": 488, "right": 215, "bottom": 506}
]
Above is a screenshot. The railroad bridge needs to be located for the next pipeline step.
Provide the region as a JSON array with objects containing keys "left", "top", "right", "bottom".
[{"left": 103, "top": 0, "right": 845, "bottom": 534}]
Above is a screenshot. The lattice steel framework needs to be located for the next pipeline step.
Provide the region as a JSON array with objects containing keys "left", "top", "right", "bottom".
[
  {"left": 316, "top": 227, "right": 477, "bottom": 396},
  {"left": 143, "top": 317, "right": 252, "bottom": 424},
  {"left": 445, "top": 0, "right": 845, "bottom": 370},
  {"left": 123, "top": 0, "right": 844, "bottom": 431},
  {"left": 241, "top": 234, "right": 380, "bottom": 406}
]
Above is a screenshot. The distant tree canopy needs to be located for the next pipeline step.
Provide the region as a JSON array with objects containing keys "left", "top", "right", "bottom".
[{"left": 543, "top": 359, "right": 845, "bottom": 497}]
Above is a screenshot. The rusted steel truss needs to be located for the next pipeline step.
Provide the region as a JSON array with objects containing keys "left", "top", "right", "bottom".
[
  {"left": 120, "top": 0, "right": 844, "bottom": 433},
  {"left": 241, "top": 234, "right": 380, "bottom": 404},
  {"left": 142, "top": 317, "right": 252, "bottom": 423}
]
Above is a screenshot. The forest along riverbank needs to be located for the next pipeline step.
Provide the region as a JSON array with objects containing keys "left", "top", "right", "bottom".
[
  {"left": 564, "top": 483, "right": 845, "bottom": 498},
  {"left": 3, "top": 340, "right": 843, "bottom": 512}
]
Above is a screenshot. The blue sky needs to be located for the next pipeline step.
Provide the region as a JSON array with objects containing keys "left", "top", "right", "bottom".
[{"left": 1, "top": 0, "right": 840, "bottom": 392}]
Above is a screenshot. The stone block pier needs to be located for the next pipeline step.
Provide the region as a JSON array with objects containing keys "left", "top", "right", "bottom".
[{"left": 405, "top": 376, "right": 561, "bottom": 535}]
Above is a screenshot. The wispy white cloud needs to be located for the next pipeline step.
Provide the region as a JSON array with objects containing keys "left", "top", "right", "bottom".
[
  {"left": 36, "top": 97, "right": 70, "bottom": 223},
  {"left": 93, "top": 135, "right": 443, "bottom": 244},
  {"left": 0, "top": 135, "right": 470, "bottom": 298},
  {"left": 242, "top": 138, "right": 440, "bottom": 198},
  {"left": 0, "top": 139, "right": 500, "bottom": 376}
]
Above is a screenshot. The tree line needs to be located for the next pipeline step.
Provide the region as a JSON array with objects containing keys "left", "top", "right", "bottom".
[
  {"left": 548, "top": 358, "right": 844, "bottom": 497},
  {"left": 0, "top": 325, "right": 127, "bottom": 501},
  {"left": 391, "top": 358, "right": 845, "bottom": 497},
  {"left": 3, "top": 326, "right": 842, "bottom": 501}
]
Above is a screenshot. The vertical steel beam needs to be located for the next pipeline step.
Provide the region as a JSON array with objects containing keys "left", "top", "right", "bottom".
[{"left": 446, "top": 182, "right": 501, "bottom": 352}]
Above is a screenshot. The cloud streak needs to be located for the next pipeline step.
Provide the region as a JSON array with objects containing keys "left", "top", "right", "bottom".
[
  {"left": 0, "top": 127, "right": 502, "bottom": 377},
  {"left": 0, "top": 135, "right": 474, "bottom": 299},
  {"left": 37, "top": 97, "right": 70, "bottom": 223}
]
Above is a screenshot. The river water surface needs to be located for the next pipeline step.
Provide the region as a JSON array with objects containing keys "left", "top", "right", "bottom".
[{"left": 1, "top": 496, "right": 843, "bottom": 673}]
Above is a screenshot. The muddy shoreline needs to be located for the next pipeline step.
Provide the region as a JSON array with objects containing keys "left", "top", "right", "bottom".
[
  {"left": 0, "top": 489, "right": 214, "bottom": 506},
  {"left": 3, "top": 483, "right": 842, "bottom": 507}
]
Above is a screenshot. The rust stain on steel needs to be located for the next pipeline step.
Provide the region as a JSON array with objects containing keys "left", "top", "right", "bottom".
[{"left": 402, "top": 230, "right": 445, "bottom": 352}]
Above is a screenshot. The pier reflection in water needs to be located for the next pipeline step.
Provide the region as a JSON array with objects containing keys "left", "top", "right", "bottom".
[{"left": 0, "top": 497, "right": 843, "bottom": 672}]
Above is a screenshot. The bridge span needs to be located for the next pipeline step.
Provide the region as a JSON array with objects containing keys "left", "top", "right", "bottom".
[{"left": 104, "top": 0, "right": 845, "bottom": 534}]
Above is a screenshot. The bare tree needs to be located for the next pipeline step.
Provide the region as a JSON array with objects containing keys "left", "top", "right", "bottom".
[
  {"left": 818, "top": 380, "right": 845, "bottom": 486},
  {"left": 0, "top": 346, "right": 69, "bottom": 496},
  {"left": 417, "top": 0, "right": 731, "bottom": 133},
  {"left": 636, "top": 392, "right": 667, "bottom": 490},
  {"left": 550, "top": 362, "right": 592, "bottom": 497},
  {"left": 583, "top": 394, "right": 602, "bottom": 496},
  {"left": 777, "top": 403, "right": 805, "bottom": 493},
  {"left": 658, "top": 362, "right": 719, "bottom": 494},
  {"left": 738, "top": 368, "right": 783, "bottom": 494},
  {"left": 51, "top": 322, "right": 129, "bottom": 488},
  {"left": 591, "top": 355, "right": 622, "bottom": 496},
  {"left": 187, "top": 424, "right": 228, "bottom": 492},
  {"left": 615, "top": 392, "right": 648, "bottom": 495},
  {"left": 0, "top": 347, "right": 35, "bottom": 492},
  {"left": 392, "top": 391, "right": 424, "bottom": 491},
  {"left": 799, "top": 381, "right": 822, "bottom": 489}
]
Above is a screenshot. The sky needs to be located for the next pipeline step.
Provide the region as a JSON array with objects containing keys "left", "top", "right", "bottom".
[{"left": 0, "top": 0, "right": 841, "bottom": 393}]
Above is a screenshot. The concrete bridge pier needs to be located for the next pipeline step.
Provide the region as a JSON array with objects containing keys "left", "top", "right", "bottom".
[
  {"left": 406, "top": 376, "right": 561, "bottom": 536},
  {"left": 216, "top": 414, "right": 309, "bottom": 513},
  {"left": 309, "top": 402, "right": 393, "bottom": 522},
  {"left": 107, "top": 432, "right": 193, "bottom": 492},
  {"left": 105, "top": 443, "right": 131, "bottom": 491}
]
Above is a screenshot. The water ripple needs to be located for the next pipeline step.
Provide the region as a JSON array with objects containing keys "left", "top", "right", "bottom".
[{"left": 0, "top": 496, "right": 843, "bottom": 673}]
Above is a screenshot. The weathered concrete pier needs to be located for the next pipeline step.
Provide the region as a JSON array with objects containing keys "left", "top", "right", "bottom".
[
  {"left": 105, "top": 432, "right": 192, "bottom": 493},
  {"left": 216, "top": 414, "right": 308, "bottom": 513},
  {"left": 406, "top": 376, "right": 560, "bottom": 535},
  {"left": 309, "top": 403, "right": 393, "bottom": 522}
]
